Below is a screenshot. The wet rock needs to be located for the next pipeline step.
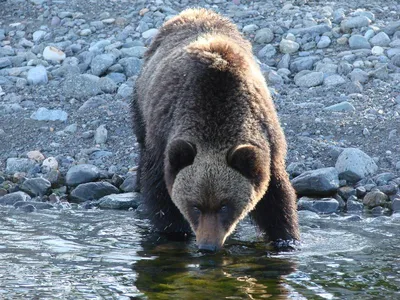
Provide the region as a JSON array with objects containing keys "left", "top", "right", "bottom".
[
  {"left": 33, "top": 30, "right": 46, "bottom": 43},
  {"left": 347, "top": 199, "right": 364, "bottom": 212},
  {"left": 65, "top": 164, "right": 100, "bottom": 186},
  {"left": 254, "top": 28, "right": 274, "bottom": 44},
  {"left": 27, "top": 65, "right": 48, "bottom": 85},
  {"left": 0, "top": 191, "right": 31, "bottom": 206},
  {"left": 324, "top": 101, "right": 355, "bottom": 112},
  {"left": 335, "top": 148, "right": 378, "bottom": 182},
  {"left": 120, "top": 172, "right": 137, "bottom": 192},
  {"left": 297, "top": 197, "right": 339, "bottom": 214},
  {"left": 279, "top": 39, "right": 300, "bottom": 54},
  {"left": 96, "top": 192, "right": 141, "bottom": 209},
  {"left": 43, "top": 46, "right": 66, "bottom": 62},
  {"left": 17, "top": 204, "right": 36, "bottom": 213},
  {"left": 42, "top": 157, "right": 59, "bottom": 172},
  {"left": 392, "top": 198, "right": 400, "bottom": 212},
  {"left": 371, "top": 46, "right": 384, "bottom": 56},
  {"left": 242, "top": 24, "right": 259, "bottom": 33},
  {"left": 356, "top": 186, "right": 367, "bottom": 198},
  {"left": 20, "top": 177, "right": 51, "bottom": 196},
  {"left": 294, "top": 71, "right": 324, "bottom": 87},
  {"left": 14, "top": 201, "right": 54, "bottom": 210},
  {"left": 6, "top": 158, "right": 36, "bottom": 174},
  {"left": 349, "top": 35, "right": 371, "bottom": 49},
  {"left": 378, "top": 185, "right": 398, "bottom": 195},
  {"left": 291, "top": 167, "right": 339, "bottom": 196},
  {"left": 362, "top": 191, "right": 389, "bottom": 208},
  {"left": 70, "top": 182, "right": 119, "bottom": 203},
  {"left": 341, "top": 16, "right": 371, "bottom": 32},
  {"left": 374, "top": 173, "right": 396, "bottom": 186},
  {"left": 369, "top": 32, "right": 391, "bottom": 47},
  {"left": 30, "top": 107, "right": 68, "bottom": 121},
  {"left": 338, "top": 186, "right": 356, "bottom": 200}
]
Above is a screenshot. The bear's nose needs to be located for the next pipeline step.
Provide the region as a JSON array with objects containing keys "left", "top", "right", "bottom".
[{"left": 198, "top": 243, "right": 217, "bottom": 253}]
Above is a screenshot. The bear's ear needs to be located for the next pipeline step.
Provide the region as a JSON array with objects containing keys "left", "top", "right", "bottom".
[
  {"left": 168, "top": 139, "right": 197, "bottom": 177},
  {"left": 226, "top": 144, "right": 268, "bottom": 186}
]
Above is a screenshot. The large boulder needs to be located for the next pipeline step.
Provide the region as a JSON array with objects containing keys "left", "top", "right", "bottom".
[
  {"left": 291, "top": 167, "right": 339, "bottom": 196},
  {"left": 335, "top": 148, "right": 378, "bottom": 182}
]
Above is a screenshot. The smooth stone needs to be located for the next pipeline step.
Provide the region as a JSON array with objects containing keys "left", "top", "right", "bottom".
[
  {"left": 279, "top": 39, "right": 300, "bottom": 54},
  {"left": 324, "top": 101, "right": 355, "bottom": 112},
  {"left": 118, "top": 57, "right": 142, "bottom": 77},
  {"left": 142, "top": 28, "right": 158, "bottom": 39},
  {"left": 27, "top": 65, "right": 48, "bottom": 85},
  {"left": 42, "top": 157, "right": 59, "bottom": 172},
  {"left": 96, "top": 192, "right": 141, "bottom": 209},
  {"left": 20, "top": 178, "right": 51, "bottom": 196},
  {"left": 324, "top": 74, "right": 346, "bottom": 86},
  {"left": 363, "top": 191, "right": 389, "bottom": 208},
  {"left": 317, "top": 36, "right": 331, "bottom": 48},
  {"left": 254, "top": 28, "right": 274, "bottom": 44},
  {"left": 290, "top": 56, "right": 320, "bottom": 72},
  {"left": 349, "top": 35, "right": 371, "bottom": 49},
  {"left": 27, "top": 150, "right": 45, "bottom": 162},
  {"left": 242, "top": 24, "right": 259, "bottom": 33},
  {"left": 120, "top": 46, "right": 147, "bottom": 58},
  {"left": 392, "top": 198, "right": 400, "bottom": 212},
  {"left": 335, "top": 148, "right": 378, "bottom": 182},
  {"left": 383, "top": 20, "right": 400, "bottom": 36},
  {"left": 94, "top": 124, "right": 108, "bottom": 144},
  {"left": 349, "top": 68, "right": 369, "bottom": 83},
  {"left": 66, "top": 164, "right": 100, "bottom": 186},
  {"left": 258, "top": 44, "right": 276, "bottom": 58},
  {"left": 14, "top": 201, "right": 54, "bottom": 210},
  {"left": 369, "top": 32, "right": 391, "bottom": 47},
  {"left": 0, "top": 57, "right": 12, "bottom": 68},
  {"left": 341, "top": 16, "right": 371, "bottom": 32},
  {"left": 90, "top": 54, "right": 116, "bottom": 76},
  {"left": 294, "top": 71, "right": 324, "bottom": 87},
  {"left": 62, "top": 74, "right": 102, "bottom": 99},
  {"left": 288, "top": 24, "right": 331, "bottom": 36},
  {"left": 70, "top": 182, "right": 119, "bottom": 203},
  {"left": 347, "top": 199, "right": 364, "bottom": 212},
  {"left": 30, "top": 107, "right": 68, "bottom": 121},
  {"left": 0, "top": 191, "right": 31, "bottom": 206},
  {"left": 43, "top": 46, "right": 66, "bottom": 61},
  {"left": 291, "top": 167, "right": 339, "bottom": 196},
  {"left": 298, "top": 197, "right": 339, "bottom": 214},
  {"left": 120, "top": 172, "right": 137, "bottom": 192},
  {"left": 6, "top": 158, "right": 36, "bottom": 174}
]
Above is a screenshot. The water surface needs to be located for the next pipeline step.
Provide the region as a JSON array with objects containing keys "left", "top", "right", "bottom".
[{"left": 0, "top": 207, "right": 399, "bottom": 299}]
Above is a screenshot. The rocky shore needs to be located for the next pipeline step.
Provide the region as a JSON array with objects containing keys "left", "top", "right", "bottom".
[{"left": 0, "top": 0, "right": 399, "bottom": 216}]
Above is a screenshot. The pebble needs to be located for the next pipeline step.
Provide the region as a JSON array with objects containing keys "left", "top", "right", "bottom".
[
  {"left": 27, "top": 65, "right": 48, "bottom": 85},
  {"left": 90, "top": 54, "right": 116, "bottom": 76},
  {"left": 324, "top": 101, "right": 355, "bottom": 112},
  {"left": 369, "top": 32, "right": 391, "bottom": 47},
  {"left": 294, "top": 71, "right": 324, "bottom": 87},
  {"left": 120, "top": 172, "right": 137, "bottom": 192},
  {"left": 371, "top": 46, "right": 384, "bottom": 56},
  {"left": 142, "top": 28, "right": 158, "bottom": 39},
  {"left": 65, "top": 164, "right": 100, "bottom": 186},
  {"left": 288, "top": 24, "right": 331, "bottom": 36},
  {"left": 349, "top": 35, "right": 371, "bottom": 49},
  {"left": 317, "top": 36, "right": 331, "bottom": 48},
  {"left": 347, "top": 199, "right": 364, "bottom": 212},
  {"left": 42, "top": 157, "right": 59, "bottom": 172},
  {"left": 32, "top": 30, "right": 46, "bottom": 43},
  {"left": 335, "top": 148, "right": 378, "bottom": 182},
  {"left": 0, "top": 57, "right": 12, "bottom": 68},
  {"left": 5, "top": 158, "right": 36, "bottom": 174},
  {"left": 96, "top": 192, "right": 141, "bottom": 209},
  {"left": 298, "top": 197, "right": 339, "bottom": 214},
  {"left": 30, "top": 107, "right": 68, "bottom": 121},
  {"left": 323, "top": 74, "right": 346, "bottom": 86},
  {"left": 27, "top": 150, "right": 45, "bottom": 162},
  {"left": 254, "top": 28, "right": 274, "bottom": 44},
  {"left": 43, "top": 46, "right": 66, "bottom": 62},
  {"left": 20, "top": 177, "right": 51, "bottom": 196},
  {"left": 392, "top": 198, "right": 400, "bottom": 212},
  {"left": 279, "top": 39, "right": 300, "bottom": 54},
  {"left": 95, "top": 124, "right": 108, "bottom": 144},
  {"left": 258, "top": 44, "right": 276, "bottom": 58},
  {"left": 118, "top": 57, "right": 142, "bottom": 77},
  {"left": 70, "top": 181, "right": 119, "bottom": 203},
  {"left": 0, "top": 191, "right": 31, "bottom": 206},
  {"left": 341, "top": 16, "right": 371, "bottom": 32},
  {"left": 62, "top": 74, "right": 102, "bottom": 99},
  {"left": 291, "top": 167, "right": 339, "bottom": 196}
]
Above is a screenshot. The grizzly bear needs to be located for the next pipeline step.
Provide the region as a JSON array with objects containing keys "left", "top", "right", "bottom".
[{"left": 132, "top": 8, "right": 299, "bottom": 252}]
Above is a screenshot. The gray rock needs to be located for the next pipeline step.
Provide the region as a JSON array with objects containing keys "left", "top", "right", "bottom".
[
  {"left": 90, "top": 54, "right": 116, "bottom": 76},
  {"left": 347, "top": 199, "right": 364, "bottom": 212},
  {"left": 317, "top": 36, "right": 331, "bottom": 48},
  {"left": 120, "top": 46, "right": 147, "bottom": 58},
  {"left": 290, "top": 56, "right": 319, "bottom": 73},
  {"left": 316, "top": 62, "right": 338, "bottom": 75},
  {"left": 0, "top": 191, "right": 31, "bottom": 206},
  {"left": 341, "top": 16, "right": 371, "bottom": 32},
  {"left": 118, "top": 57, "right": 142, "bottom": 77},
  {"left": 287, "top": 162, "right": 307, "bottom": 178},
  {"left": 99, "top": 77, "right": 117, "bottom": 93},
  {"left": 95, "top": 124, "right": 108, "bottom": 144},
  {"left": 333, "top": 8, "right": 345, "bottom": 24},
  {"left": 96, "top": 192, "right": 141, "bottom": 209},
  {"left": 277, "top": 54, "right": 290, "bottom": 69},
  {"left": 0, "top": 57, "right": 12, "bottom": 68},
  {"left": 142, "top": 28, "right": 158, "bottom": 39},
  {"left": 369, "top": 32, "right": 391, "bottom": 47},
  {"left": 6, "top": 158, "right": 36, "bottom": 174},
  {"left": 33, "top": 30, "right": 46, "bottom": 43},
  {"left": 258, "top": 44, "right": 276, "bottom": 58},
  {"left": 267, "top": 71, "right": 283, "bottom": 86},
  {"left": 391, "top": 54, "right": 400, "bottom": 68},
  {"left": 324, "top": 101, "right": 355, "bottom": 112},
  {"left": 14, "top": 201, "right": 54, "bottom": 210},
  {"left": 20, "top": 177, "right": 51, "bottom": 196},
  {"left": 120, "top": 172, "right": 137, "bottom": 192},
  {"left": 335, "top": 148, "right": 378, "bottom": 182},
  {"left": 373, "top": 173, "right": 396, "bottom": 186},
  {"left": 338, "top": 186, "right": 356, "bottom": 200},
  {"left": 242, "top": 24, "right": 259, "bottom": 33},
  {"left": 66, "top": 164, "right": 100, "bottom": 186},
  {"left": 349, "top": 35, "right": 371, "bottom": 49},
  {"left": 106, "top": 72, "right": 126, "bottom": 85},
  {"left": 363, "top": 191, "right": 389, "bottom": 208},
  {"left": 30, "top": 107, "right": 68, "bottom": 121},
  {"left": 27, "top": 65, "right": 48, "bottom": 85},
  {"left": 294, "top": 71, "right": 324, "bottom": 87},
  {"left": 254, "top": 28, "right": 274, "bottom": 44},
  {"left": 279, "top": 39, "right": 300, "bottom": 54},
  {"left": 62, "top": 74, "right": 102, "bottom": 99},
  {"left": 384, "top": 20, "right": 400, "bottom": 36},
  {"left": 70, "top": 182, "right": 119, "bottom": 203},
  {"left": 288, "top": 24, "right": 331, "bottom": 36},
  {"left": 89, "top": 40, "right": 112, "bottom": 53},
  {"left": 117, "top": 83, "right": 133, "bottom": 99},
  {"left": 324, "top": 74, "right": 346, "bottom": 86},
  {"left": 298, "top": 197, "right": 339, "bottom": 214},
  {"left": 291, "top": 167, "right": 339, "bottom": 196},
  {"left": 392, "top": 198, "right": 400, "bottom": 212},
  {"left": 349, "top": 68, "right": 369, "bottom": 83}
]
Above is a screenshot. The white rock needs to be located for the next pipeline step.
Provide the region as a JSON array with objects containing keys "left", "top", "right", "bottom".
[
  {"left": 42, "top": 157, "right": 59, "bottom": 172},
  {"left": 43, "top": 46, "right": 66, "bottom": 62},
  {"left": 335, "top": 148, "right": 378, "bottom": 182},
  {"left": 371, "top": 46, "right": 384, "bottom": 56},
  {"left": 27, "top": 65, "right": 48, "bottom": 85},
  {"left": 279, "top": 39, "right": 300, "bottom": 54}
]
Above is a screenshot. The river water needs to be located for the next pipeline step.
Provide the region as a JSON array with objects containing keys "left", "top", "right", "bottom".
[{"left": 0, "top": 207, "right": 399, "bottom": 299}]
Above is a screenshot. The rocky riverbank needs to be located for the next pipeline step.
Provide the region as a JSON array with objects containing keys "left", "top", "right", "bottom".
[{"left": 0, "top": 0, "right": 399, "bottom": 216}]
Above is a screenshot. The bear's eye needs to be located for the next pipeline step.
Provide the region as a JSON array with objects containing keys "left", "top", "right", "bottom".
[
  {"left": 193, "top": 206, "right": 201, "bottom": 215},
  {"left": 219, "top": 205, "right": 228, "bottom": 213}
]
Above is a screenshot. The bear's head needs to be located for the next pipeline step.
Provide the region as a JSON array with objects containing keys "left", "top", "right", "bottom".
[{"left": 165, "top": 139, "right": 270, "bottom": 252}]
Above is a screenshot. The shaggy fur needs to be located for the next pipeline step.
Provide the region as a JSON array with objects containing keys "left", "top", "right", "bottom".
[{"left": 132, "top": 8, "right": 299, "bottom": 248}]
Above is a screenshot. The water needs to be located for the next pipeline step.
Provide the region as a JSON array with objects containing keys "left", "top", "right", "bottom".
[{"left": 0, "top": 207, "right": 399, "bottom": 299}]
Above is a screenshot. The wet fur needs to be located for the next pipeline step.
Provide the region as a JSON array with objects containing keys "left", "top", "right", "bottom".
[{"left": 131, "top": 8, "right": 299, "bottom": 242}]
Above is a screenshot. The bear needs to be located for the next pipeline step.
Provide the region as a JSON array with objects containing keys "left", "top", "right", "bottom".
[{"left": 132, "top": 8, "right": 299, "bottom": 252}]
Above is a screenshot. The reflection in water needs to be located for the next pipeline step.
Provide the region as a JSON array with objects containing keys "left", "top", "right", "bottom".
[{"left": 0, "top": 207, "right": 399, "bottom": 299}]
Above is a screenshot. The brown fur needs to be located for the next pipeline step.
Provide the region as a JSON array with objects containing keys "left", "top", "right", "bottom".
[{"left": 132, "top": 8, "right": 299, "bottom": 251}]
